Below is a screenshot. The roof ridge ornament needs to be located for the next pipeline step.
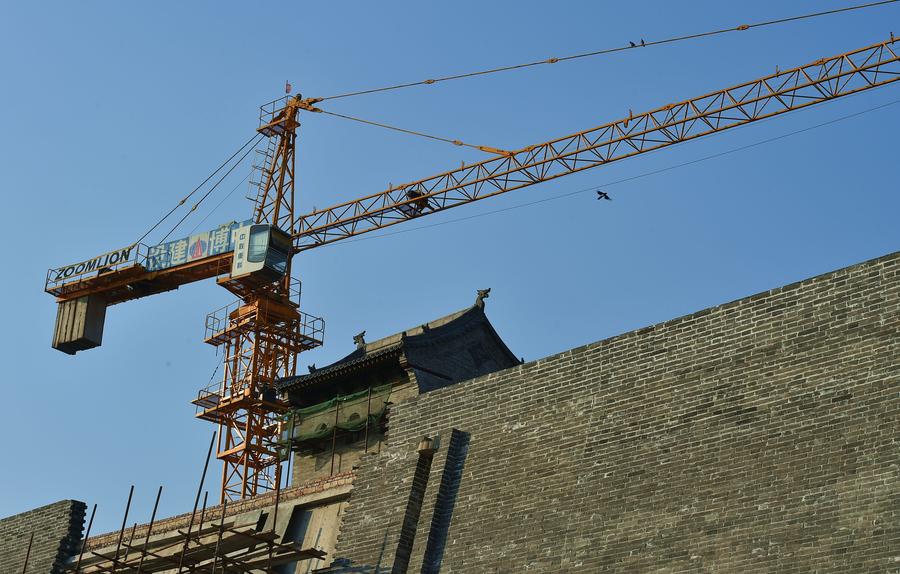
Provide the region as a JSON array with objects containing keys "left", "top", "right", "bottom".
[
  {"left": 476, "top": 288, "right": 491, "bottom": 309},
  {"left": 353, "top": 330, "right": 366, "bottom": 349}
]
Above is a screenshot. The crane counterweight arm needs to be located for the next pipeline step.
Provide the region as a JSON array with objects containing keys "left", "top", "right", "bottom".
[{"left": 291, "top": 37, "right": 899, "bottom": 251}]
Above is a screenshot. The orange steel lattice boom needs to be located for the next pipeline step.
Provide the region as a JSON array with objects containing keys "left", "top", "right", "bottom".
[{"left": 291, "top": 38, "right": 900, "bottom": 250}]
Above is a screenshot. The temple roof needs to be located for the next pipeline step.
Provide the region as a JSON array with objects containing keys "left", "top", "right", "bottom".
[{"left": 277, "top": 291, "right": 518, "bottom": 394}]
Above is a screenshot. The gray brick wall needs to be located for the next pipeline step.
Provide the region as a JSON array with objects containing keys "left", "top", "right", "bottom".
[
  {"left": 0, "top": 500, "right": 86, "bottom": 574},
  {"left": 332, "top": 251, "right": 900, "bottom": 572}
]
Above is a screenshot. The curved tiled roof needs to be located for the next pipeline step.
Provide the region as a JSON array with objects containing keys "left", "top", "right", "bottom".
[
  {"left": 276, "top": 342, "right": 404, "bottom": 390},
  {"left": 277, "top": 301, "right": 517, "bottom": 393}
]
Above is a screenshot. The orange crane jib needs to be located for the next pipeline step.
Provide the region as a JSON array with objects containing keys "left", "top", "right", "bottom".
[{"left": 292, "top": 38, "right": 899, "bottom": 250}]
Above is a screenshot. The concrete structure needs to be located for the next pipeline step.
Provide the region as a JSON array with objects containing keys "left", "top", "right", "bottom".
[{"left": 2, "top": 251, "right": 898, "bottom": 572}]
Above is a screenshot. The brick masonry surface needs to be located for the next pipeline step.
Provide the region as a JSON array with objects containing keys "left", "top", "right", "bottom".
[
  {"left": 332, "top": 251, "right": 900, "bottom": 573},
  {"left": 0, "top": 500, "right": 85, "bottom": 574}
]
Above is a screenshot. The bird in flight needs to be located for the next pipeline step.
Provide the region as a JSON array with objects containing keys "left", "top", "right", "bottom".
[{"left": 597, "top": 191, "right": 612, "bottom": 201}]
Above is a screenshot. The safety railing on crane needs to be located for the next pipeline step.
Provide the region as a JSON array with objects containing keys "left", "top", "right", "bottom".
[
  {"left": 45, "top": 220, "right": 252, "bottom": 297},
  {"left": 203, "top": 278, "right": 324, "bottom": 345},
  {"left": 257, "top": 96, "right": 293, "bottom": 137},
  {"left": 44, "top": 243, "right": 151, "bottom": 295}
]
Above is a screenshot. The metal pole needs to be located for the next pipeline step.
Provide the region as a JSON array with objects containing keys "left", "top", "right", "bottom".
[
  {"left": 287, "top": 451, "right": 293, "bottom": 488},
  {"left": 364, "top": 386, "right": 372, "bottom": 453},
  {"left": 287, "top": 414, "right": 296, "bottom": 485},
  {"left": 20, "top": 532, "right": 33, "bottom": 574},
  {"left": 241, "top": 404, "right": 252, "bottom": 499},
  {"left": 198, "top": 491, "right": 209, "bottom": 533},
  {"left": 210, "top": 499, "right": 228, "bottom": 574},
  {"left": 74, "top": 503, "right": 97, "bottom": 573},
  {"left": 330, "top": 396, "right": 340, "bottom": 476},
  {"left": 273, "top": 465, "right": 282, "bottom": 528},
  {"left": 218, "top": 421, "right": 228, "bottom": 505},
  {"left": 136, "top": 486, "right": 162, "bottom": 574},
  {"left": 176, "top": 503, "right": 200, "bottom": 572},
  {"left": 178, "top": 431, "right": 216, "bottom": 573},
  {"left": 121, "top": 523, "right": 137, "bottom": 564},
  {"left": 111, "top": 485, "right": 134, "bottom": 573},
  {"left": 267, "top": 473, "right": 283, "bottom": 572}
]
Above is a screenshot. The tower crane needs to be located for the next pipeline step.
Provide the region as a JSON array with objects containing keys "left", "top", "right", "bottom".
[{"left": 45, "top": 37, "right": 900, "bottom": 503}]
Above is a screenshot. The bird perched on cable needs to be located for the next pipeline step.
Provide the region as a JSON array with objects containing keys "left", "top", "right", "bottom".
[
  {"left": 629, "top": 41, "right": 637, "bottom": 48},
  {"left": 641, "top": 38, "right": 646, "bottom": 47},
  {"left": 597, "top": 191, "right": 612, "bottom": 201}
]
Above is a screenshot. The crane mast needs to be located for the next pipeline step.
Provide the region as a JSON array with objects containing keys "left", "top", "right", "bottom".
[
  {"left": 196, "top": 98, "right": 326, "bottom": 501},
  {"left": 44, "top": 36, "right": 899, "bottom": 503},
  {"left": 254, "top": 98, "right": 300, "bottom": 241}
]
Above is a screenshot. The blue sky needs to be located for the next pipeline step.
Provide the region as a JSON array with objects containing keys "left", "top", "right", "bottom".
[{"left": 1, "top": 1, "right": 898, "bottom": 534}]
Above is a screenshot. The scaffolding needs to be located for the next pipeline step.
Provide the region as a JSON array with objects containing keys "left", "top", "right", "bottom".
[
  {"left": 191, "top": 282, "right": 324, "bottom": 502},
  {"left": 55, "top": 436, "right": 329, "bottom": 574},
  {"left": 70, "top": 521, "right": 325, "bottom": 573},
  {"left": 277, "top": 385, "right": 392, "bottom": 476}
]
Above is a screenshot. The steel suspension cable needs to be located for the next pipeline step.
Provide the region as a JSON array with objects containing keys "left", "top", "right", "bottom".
[
  {"left": 187, "top": 171, "right": 253, "bottom": 235},
  {"left": 318, "top": 109, "right": 511, "bottom": 154},
  {"left": 315, "top": 0, "right": 899, "bottom": 102},
  {"left": 159, "top": 134, "right": 262, "bottom": 243},
  {"left": 135, "top": 133, "right": 261, "bottom": 245}
]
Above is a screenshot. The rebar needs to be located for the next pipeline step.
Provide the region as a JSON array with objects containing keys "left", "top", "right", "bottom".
[
  {"left": 136, "top": 486, "right": 162, "bottom": 574},
  {"left": 111, "top": 485, "right": 134, "bottom": 573},
  {"left": 178, "top": 432, "right": 216, "bottom": 573},
  {"left": 74, "top": 503, "right": 97, "bottom": 573},
  {"left": 20, "top": 532, "right": 34, "bottom": 574}
]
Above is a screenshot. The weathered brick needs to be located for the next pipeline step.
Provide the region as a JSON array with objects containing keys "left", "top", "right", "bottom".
[
  {"left": 330, "top": 251, "right": 900, "bottom": 573},
  {"left": 0, "top": 500, "right": 85, "bottom": 574}
]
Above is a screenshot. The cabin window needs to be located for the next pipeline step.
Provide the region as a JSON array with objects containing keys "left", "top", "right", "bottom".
[{"left": 247, "top": 226, "right": 269, "bottom": 263}]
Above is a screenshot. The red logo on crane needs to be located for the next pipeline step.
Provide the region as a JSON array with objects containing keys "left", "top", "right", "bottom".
[{"left": 190, "top": 237, "right": 207, "bottom": 260}]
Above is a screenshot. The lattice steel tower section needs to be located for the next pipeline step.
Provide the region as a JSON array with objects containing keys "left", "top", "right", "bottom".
[{"left": 193, "top": 97, "right": 324, "bottom": 502}]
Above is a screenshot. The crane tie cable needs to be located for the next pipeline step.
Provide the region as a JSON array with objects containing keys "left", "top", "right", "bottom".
[
  {"left": 188, "top": 172, "right": 253, "bottom": 235},
  {"left": 158, "top": 134, "right": 263, "bottom": 243},
  {"left": 318, "top": 109, "right": 512, "bottom": 155},
  {"left": 315, "top": 0, "right": 900, "bottom": 102},
  {"left": 135, "top": 133, "right": 261, "bottom": 246}
]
